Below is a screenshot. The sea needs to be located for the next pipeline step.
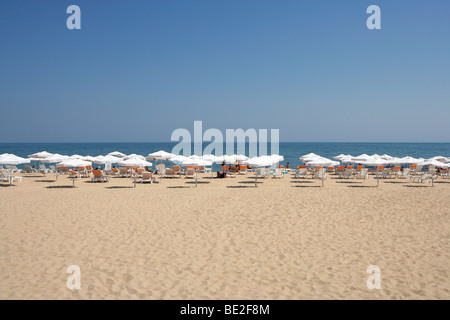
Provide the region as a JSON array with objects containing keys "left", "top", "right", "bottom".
[{"left": 1, "top": 142, "right": 449, "bottom": 171}]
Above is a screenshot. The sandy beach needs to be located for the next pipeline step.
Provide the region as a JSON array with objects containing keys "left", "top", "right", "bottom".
[{"left": 0, "top": 171, "right": 448, "bottom": 300}]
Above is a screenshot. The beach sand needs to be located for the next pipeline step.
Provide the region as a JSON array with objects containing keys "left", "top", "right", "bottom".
[{"left": 0, "top": 171, "right": 449, "bottom": 299}]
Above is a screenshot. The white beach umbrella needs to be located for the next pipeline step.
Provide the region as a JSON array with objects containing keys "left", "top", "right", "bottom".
[
  {"left": 243, "top": 157, "right": 274, "bottom": 167},
  {"left": 28, "top": 151, "right": 53, "bottom": 159},
  {"left": 341, "top": 156, "right": 354, "bottom": 163},
  {"left": 118, "top": 158, "right": 152, "bottom": 167},
  {"left": 417, "top": 159, "right": 450, "bottom": 168},
  {"left": 94, "top": 155, "right": 121, "bottom": 165},
  {"left": 82, "top": 155, "right": 97, "bottom": 162},
  {"left": 306, "top": 158, "right": 339, "bottom": 167},
  {"left": 0, "top": 154, "right": 31, "bottom": 165},
  {"left": 270, "top": 154, "right": 284, "bottom": 163},
  {"left": 380, "top": 154, "right": 394, "bottom": 160},
  {"left": 0, "top": 153, "right": 10, "bottom": 160},
  {"left": 169, "top": 155, "right": 190, "bottom": 164},
  {"left": 107, "top": 151, "right": 127, "bottom": 158},
  {"left": 222, "top": 154, "right": 239, "bottom": 163},
  {"left": 333, "top": 154, "right": 349, "bottom": 160},
  {"left": 56, "top": 159, "right": 92, "bottom": 168},
  {"left": 352, "top": 154, "right": 373, "bottom": 162},
  {"left": 69, "top": 154, "right": 84, "bottom": 160},
  {"left": 202, "top": 154, "right": 224, "bottom": 163},
  {"left": 360, "top": 158, "right": 389, "bottom": 166},
  {"left": 234, "top": 154, "right": 249, "bottom": 161},
  {"left": 428, "top": 156, "right": 448, "bottom": 162},
  {"left": 300, "top": 153, "right": 318, "bottom": 160},
  {"left": 146, "top": 150, "right": 175, "bottom": 161},
  {"left": 102, "top": 155, "right": 121, "bottom": 163},
  {"left": 395, "top": 156, "right": 421, "bottom": 165},
  {"left": 123, "top": 154, "right": 145, "bottom": 160},
  {"left": 41, "top": 154, "right": 69, "bottom": 163}
]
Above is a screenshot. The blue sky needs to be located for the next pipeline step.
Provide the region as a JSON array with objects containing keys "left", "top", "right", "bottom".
[{"left": 0, "top": 0, "right": 449, "bottom": 142}]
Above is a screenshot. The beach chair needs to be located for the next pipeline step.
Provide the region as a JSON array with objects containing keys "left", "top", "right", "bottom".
[
  {"left": 185, "top": 168, "right": 196, "bottom": 179},
  {"left": 239, "top": 165, "right": 248, "bottom": 174},
  {"left": 381, "top": 168, "right": 391, "bottom": 179},
  {"left": 355, "top": 168, "right": 369, "bottom": 179},
  {"left": 0, "top": 169, "right": 22, "bottom": 184},
  {"left": 59, "top": 166, "right": 69, "bottom": 174},
  {"left": 110, "top": 168, "right": 119, "bottom": 175},
  {"left": 69, "top": 170, "right": 80, "bottom": 178},
  {"left": 91, "top": 170, "right": 110, "bottom": 183},
  {"left": 197, "top": 166, "right": 206, "bottom": 173},
  {"left": 119, "top": 167, "right": 129, "bottom": 178},
  {"left": 411, "top": 165, "right": 423, "bottom": 175},
  {"left": 141, "top": 172, "right": 155, "bottom": 184},
  {"left": 397, "top": 168, "right": 411, "bottom": 179},
  {"left": 38, "top": 164, "right": 49, "bottom": 174},
  {"left": 0, "top": 170, "right": 11, "bottom": 182},
  {"left": 136, "top": 167, "right": 146, "bottom": 178},
  {"left": 335, "top": 166, "right": 345, "bottom": 175},
  {"left": 326, "top": 166, "right": 335, "bottom": 172},
  {"left": 5, "top": 165, "right": 21, "bottom": 173},
  {"left": 340, "top": 168, "right": 354, "bottom": 179},
  {"left": 294, "top": 168, "right": 307, "bottom": 179},
  {"left": 375, "top": 166, "right": 384, "bottom": 175},
  {"left": 156, "top": 164, "right": 166, "bottom": 175},
  {"left": 164, "top": 168, "right": 175, "bottom": 178},
  {"left": 273, "top": 168, "right": 284, "bottom": 178},
  {"left": 315, "top": 168, "right": 327, "bottom": 180},
  {"left": 173, "top": 165, "right": 184, "bottom": 175},
  {"left": 254, "top": 168, "right": 266, "bottom": 178},
  {"left": 23, "top": 164, "right": 36, "bottom": 173},
  {"left": 48, "top": 165, "right": 56, "bottom": 173}
]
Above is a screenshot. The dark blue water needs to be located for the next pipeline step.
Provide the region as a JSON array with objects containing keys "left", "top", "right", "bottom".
[{"left": 1, "top": 142, "right": 449, "bottom": 170}]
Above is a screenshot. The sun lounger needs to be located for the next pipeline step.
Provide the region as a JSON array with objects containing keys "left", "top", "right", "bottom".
[
  {"left": 397, "top": 168, "right": 411, "bottom": 179},
  {"left": 119, "top": 167, "right": 129, "bottom": 178},
  {"left": 91, "top": 170, "right": 110, "bottom": 182},
  {"left": 272, "top": 168, "right": 284, "bottom": 178},
  {"left": 381, "top": 168, "right": 392, "bottom": 179},
  {"left": 164, "top": 168, "right": 175, "bottom": 178},
  {"left": 339, "top": 168, "right": 354, "bottom": 179},
  {"left": 5, "top": 165, "right": 21, "bottom": 173},
  {"left": 173, "top": 165, "right": 184, "bottom": 175},
  {"left": 355, "top": 168, "right": 369, "bottom": 179},
  {"left": 294, "top": 168, "right": 307, "bottom": 179},
  {"left": 314, "top": 168, "right": 327, "bottom": 180},
  {"left": 239, "top": 165, "right": 247, "bottom": 174},
  {"left": 185, "top": 168, "right": 196, "bottom": 179},
  {"left": 69, "top": 170, "right": 80, "bottom": 178},
  {"left": 0, "top": 169, "right": 22, "bottom": 184},
  {"left": 23, "top": 164, "right": 37, "bottom": 173},
  {"left": 156, "top": 164, "right": 166, "bottom": 175},
  {"left": 39, "top": 164, "right": 49, "bottom": 174},
  {"left": 141, "top": 172, "right": 155, "bottom": 184}
]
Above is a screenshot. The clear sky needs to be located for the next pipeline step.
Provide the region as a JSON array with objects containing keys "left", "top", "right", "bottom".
[{"left": 0, "top": 0, "right": 449, "bottom": 142}]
